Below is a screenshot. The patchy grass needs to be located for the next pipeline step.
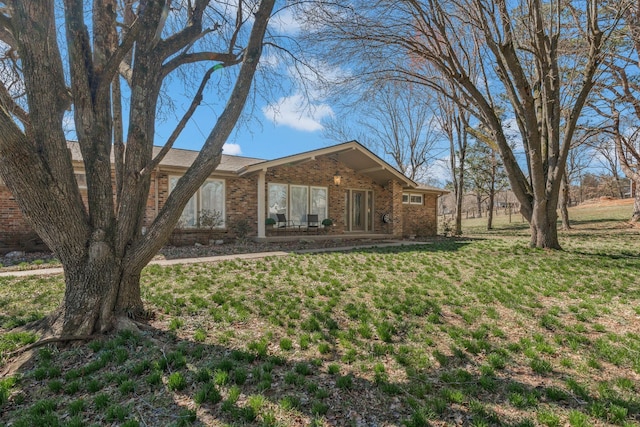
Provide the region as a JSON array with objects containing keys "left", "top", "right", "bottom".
[{"left": 1, "top": 205, "right": 640, "bottom": 426}]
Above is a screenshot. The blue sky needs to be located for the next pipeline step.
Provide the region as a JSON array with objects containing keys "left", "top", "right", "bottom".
[
  {"left": 152, "top": 3, "right": 337, "bottom": 162},
  {"left": 155, "top": 88, "right": 336, "bottom": 161}
]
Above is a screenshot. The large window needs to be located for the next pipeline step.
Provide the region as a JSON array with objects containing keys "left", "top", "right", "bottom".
[
  {"left": 170, "top": 177, "right": 225, "bottom": 228},
  {"left": 310, "top": 187, "right": 327, "bottom": 220},
  {"left": 290, "top": 185, "right": 309, "bottom": 224},
  {"left": 74, "top": 172, "right": 87, "bottom": 189},
  {"left": 269, "top": 183, "right": 328, "bottom": 225},
  {"left": 268, "top": 183, "right": 288, "bottom": 220}
]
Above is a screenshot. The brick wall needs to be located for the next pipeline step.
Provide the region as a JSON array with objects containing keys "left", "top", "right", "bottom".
[
  {"left": 0, "top": 185, "right": 31, "bottom": 235},
  {"left": 402, "top": 193, "right": 439, "bottom": 237},
  {"left": 263, "top": 156, "right": 398, "bottom": 234},
  {"left": 0, "top": 185, "right": 49, "bottom": 253},
  {"left": 159, "top": 172, "right": 260, "bottom": 244},
  {"left": 2, "top": 155, "right": 441, "bottom": 250}
]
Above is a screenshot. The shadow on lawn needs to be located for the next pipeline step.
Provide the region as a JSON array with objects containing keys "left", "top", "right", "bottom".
[
  {"left": 315, "top": 238, "right": 478, "bottom": 257},
  {"left": 4, "top": 322, "right": 638, "bottom": 426}
]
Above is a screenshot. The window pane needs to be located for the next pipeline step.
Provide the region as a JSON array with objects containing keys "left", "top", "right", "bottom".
[
  {"left": 290, "top": 185, "right": 308, "bottom": 224},
  {"left": 170, "top": 176, "right": 197, "bottom": 227},
  {"left": 402, "top": 193, "right": 409, "bottom": 204},
  {"left": 410, "top": 195, "right": 423, "bottom": 205},
  {"left": 310, "top": 187, "right": 327, "bottom": 220},
  {"left": 75, "top": 173, "right": 87, "bottom": 189},
  {"left": 268, "top": 183, "right": 288, "bottom": 221},
  {"left": 201, "top": 179, "right": 225, "bottom": 227}
]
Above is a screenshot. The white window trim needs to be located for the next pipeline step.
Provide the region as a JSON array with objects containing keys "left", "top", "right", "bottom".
[
  {"left": 170, "top": 175, "right": 226, "bottom": 228},
  {"left": 268, "top": 183, "right": 329, "bottom": 225},
  {"left": 199, "top": 178, "right": 226, "bottom": 228},
  {"left": 403, "top": 192, "right": 424, "bottom": 205},
  {"left": 268, "top": 182, "right": 288, "bottom": 221},
  {"left": 310, "top": 186, "right": 328, "bottom": 220}
]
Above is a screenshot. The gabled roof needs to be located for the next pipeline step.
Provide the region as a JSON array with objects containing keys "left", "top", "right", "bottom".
[
  {"left": 67, "top": 141, "right": 264, "bottom": 174},
  {"left": 66, "top": 140, "right": 447, "bottom": 194},
  {"left": 151, "top": 146, "right": 264, "bottom": 174},
  {"left": 240, "top": 140, "right": 420, "bottom": 188}
]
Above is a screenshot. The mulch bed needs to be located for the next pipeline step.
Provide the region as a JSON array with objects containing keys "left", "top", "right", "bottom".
[{"left": 0, "top": 238, "right": 393, "bottom": 272}]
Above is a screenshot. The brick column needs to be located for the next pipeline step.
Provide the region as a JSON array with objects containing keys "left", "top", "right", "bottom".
[{"left": 389, "top": 180, "right": 403, "bottom": 237}]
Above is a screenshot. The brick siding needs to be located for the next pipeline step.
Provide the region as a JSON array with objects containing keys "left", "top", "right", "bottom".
[
  {"left": 402, "top": 193, "right": 439, "bottom": 237},
  {"left": 2, "top": 154, "right": 441, "bottom": 250}
]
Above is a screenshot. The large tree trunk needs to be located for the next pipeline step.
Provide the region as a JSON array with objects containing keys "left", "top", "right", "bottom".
[
  {"left": 529, "top": 200, "right": 561, "bottom": 249},
  {"left": 632, "top": 187, "right": 640, "bottom": 223},
  {"left": 56, "top": 254, "right": 143, "bottom": 336},
  {"left": 476, "top": 193, "right": 482, "bottom": 218}
]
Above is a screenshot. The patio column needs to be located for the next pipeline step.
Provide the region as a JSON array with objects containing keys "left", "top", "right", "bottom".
[
  {"left": 257, "top": 169, "right": 266, "bottom": 239},
  {"left": 389, "top": 180, "right": 404, "bottom": 237}
]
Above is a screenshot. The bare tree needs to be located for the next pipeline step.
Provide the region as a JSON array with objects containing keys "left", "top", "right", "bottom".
[
  {"left": 566, "top": 141, "right": 594, "bottom": 205},
  {"left": 433, "top": 90, "right": 470, "bottom": 235},
  {"left": 465, "top": 131, "right": 509, "bottom": 229},
  {"left": 323, "top": 81, "right": 440, "bottom": 182},
  {"left": 593, "top": 1, "right": 640, "bottom": 222},
  {"left": 304, "top": 0, "right": 618, "bottom": 248},
  {"left": 0, "top": 0, "right": 275, "bottom": 337},
  {"left": 586, "top": 135, "right": 627, "bottom": 198}
]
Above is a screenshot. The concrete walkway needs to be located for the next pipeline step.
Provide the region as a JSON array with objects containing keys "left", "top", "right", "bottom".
[{"left": 0, "top": 240, "right": 430, "bottom": 278}]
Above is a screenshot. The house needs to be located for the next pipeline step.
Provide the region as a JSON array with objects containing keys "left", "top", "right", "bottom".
[{"left": 0, "top": 140, "right": 447, "bottom": 250}]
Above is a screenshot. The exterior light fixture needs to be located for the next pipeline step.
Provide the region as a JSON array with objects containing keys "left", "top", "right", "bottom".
[{"left": 333, "top": 174, "right": 342, "bottom": 185}]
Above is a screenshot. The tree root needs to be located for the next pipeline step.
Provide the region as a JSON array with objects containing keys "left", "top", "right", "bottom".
[{"left": 5, "top": 335, "right": 95, "bottom": 359}]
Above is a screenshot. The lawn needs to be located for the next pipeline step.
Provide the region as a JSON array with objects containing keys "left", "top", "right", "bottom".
[{"left": 1, "top": 204, "right": 639, "bottom": 426}]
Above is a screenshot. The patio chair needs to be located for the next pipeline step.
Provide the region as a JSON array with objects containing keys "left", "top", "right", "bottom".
[
  {"left": 276, "top": 213, "right": 299, "bottom": 232},
  {"left": 306, "top": 214, "right": 319, "bottom": 233}
]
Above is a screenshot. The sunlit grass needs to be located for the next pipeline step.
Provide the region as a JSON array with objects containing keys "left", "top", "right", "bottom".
[{"left": 1, "top": 203, "right": 639, "bottom": 425}]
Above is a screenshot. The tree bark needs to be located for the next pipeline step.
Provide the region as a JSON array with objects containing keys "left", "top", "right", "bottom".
[
  {"left": 476, "top": 193, "right": 482, "bottom": 219},
  {"left": 560, "top": 171, "right": 571, "bottom": 230},
  {"left": 613, "top": 111, "right": 640, "bottom": 224},
  {"left": 55, "top": 242, "right": 143, "bottom": 336},
  {"left": 487, "top": 186, "right": 495, "bottom": 230},
  {"left": 632, "top": 190, "right": 640, "bottom": 223},
  {"left": 529, "top": 197, "right": 561, "bottom": 249},
  {"left": 454, "top": 180, "right": 464, "bottom": 235}
]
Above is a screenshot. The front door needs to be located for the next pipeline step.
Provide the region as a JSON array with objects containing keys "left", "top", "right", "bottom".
[
  {"left": 346, "top": 189, "right": 373, "bottom": 232},
  {"left": 351, "top": 190, "right": 366, "bottom": 231}
]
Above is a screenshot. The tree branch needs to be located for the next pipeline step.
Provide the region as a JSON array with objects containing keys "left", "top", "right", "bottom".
[
  {"left": 0, "top": 83, "right": 30, "bottom": 129},
  {"left": 141, "top": 64, "right": 223, "bottom": 177},
  {"left": 0, "top": 13, "right": 16, "bottom": 48},
  {"left": 156, "top": 0, "right": 209, "bottom": 60},
  {"left": 96, "top": 14, "right": 144, "bottom": 100},
  {"left": 161, "top": 51, "right": 240, "bottom": 78}
]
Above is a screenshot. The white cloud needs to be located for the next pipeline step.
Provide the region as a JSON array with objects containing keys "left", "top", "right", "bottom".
[
  {"left": 287, "top": 60, "right": 350, "bottom": 97},
  {"left": 259, "top": 53, "right": 281, "bottom": 70},
  {"left": 428, "top": 157, "right": 453, "bottom": 185},
  {"left": 262, "top": 93, "right": 334, "bottom": 132},
  {"left": 271, "top": 7, "right": 303, "bottom": 34},
  {"left": 222, "top": 143, "right": 242, "bottom": 155}
]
